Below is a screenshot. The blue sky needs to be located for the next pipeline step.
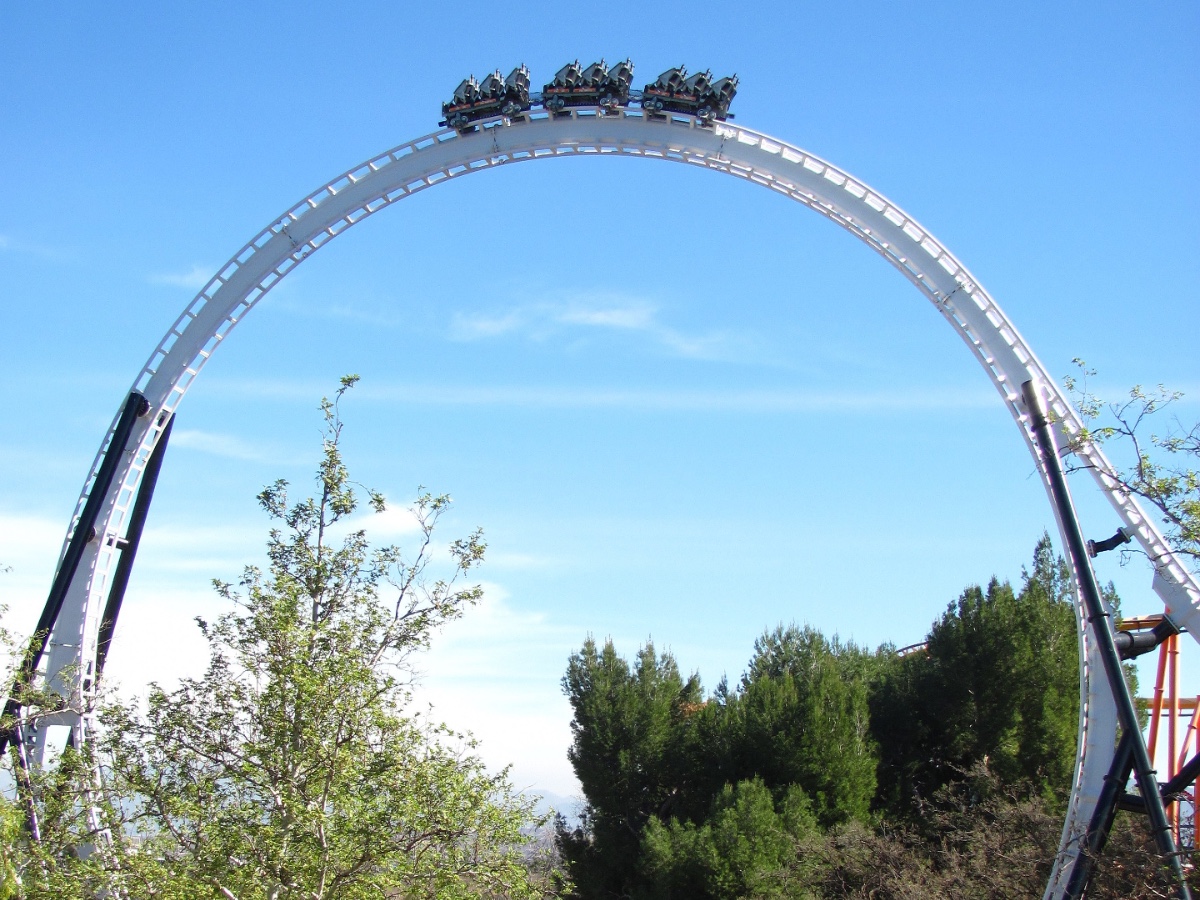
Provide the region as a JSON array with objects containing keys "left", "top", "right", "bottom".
[{"left": 1, "top": 3, "right": 1197, "bottom": 798}]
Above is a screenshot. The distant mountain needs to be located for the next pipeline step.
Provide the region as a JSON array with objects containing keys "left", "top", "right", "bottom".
[{"left": 522, "top": 787, "right": 583, "bottom": 825}]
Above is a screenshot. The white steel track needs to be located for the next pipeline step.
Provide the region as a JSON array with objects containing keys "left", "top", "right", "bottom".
[{"left": 38, "top": 107, "right": 1200, "bottom": 898}]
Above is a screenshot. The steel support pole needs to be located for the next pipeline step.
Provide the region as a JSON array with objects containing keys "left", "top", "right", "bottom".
[
  {"left": 1170, "top": 634, "right": 1183, "bottom": 843},
  {"left": 1064, "top": 732, "right": 1136, "bottom": 899},
  {"left": 95, "top": 413, "right": 173, "bottom": 681},
  {"left": 0, "top": 391, "right": 148, "bottom": 759},
  {"left": 9, "top": 724, "right": 41, "bottom": 842},
  {"left": 1162, "top": 752, "right": 1200, "bottom": 799},
  {"left": 1023, "top": 379, "right": 1191, "bottom": 899},
  {"left": 1151, "top": 641, "right": 1170, "bottom": 759}
]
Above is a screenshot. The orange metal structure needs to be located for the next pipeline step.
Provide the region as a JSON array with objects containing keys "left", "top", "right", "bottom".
[{"left": 1129, "top": 618, "right": 1199, "bottom": 849}]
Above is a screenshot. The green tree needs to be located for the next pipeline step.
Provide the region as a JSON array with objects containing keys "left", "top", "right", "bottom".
[
  {"left": 557, "top": 638, "right": 701, "bottom": 899},
  {"left": 96, "top": 376, "right": 543, "bottom": 899},
  {"left": 556, "top": 538, "right": 1123, "bottom": 896},
  {"left": 559, "top": 628, "right": 878, "bottom": 896},
  {"left": 9, "top": 746, "right": 139, "bottom": 900},
  {"left": 0, "top": 796, "right": 19, "bottom": 900},
  {"left": 724, "top": 626, "right": 878, "bottom": 829},
  {"left": 641, "top": 778, "right": 822, "bottom": 900},
  {"left": 870, "top": 536, "right": 1081, "bottom": 815}
]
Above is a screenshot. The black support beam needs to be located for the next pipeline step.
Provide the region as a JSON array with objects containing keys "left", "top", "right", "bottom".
[
  {"left": 95, "top": 413, "right": 174, "bottom": 682},
  {"left": 0, "top": 391, "right": 148, "bottom": 759},
  {"left": 1023, "top": 379, "right": 1191, "bottom": 900},
  {"left": 1064, "top": 732, "right": 1137, "bottom": 898}
]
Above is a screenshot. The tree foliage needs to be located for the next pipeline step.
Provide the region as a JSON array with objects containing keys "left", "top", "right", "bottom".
[
  {"left": 726, "top": 627, "right": 877, "bottom": 828},
  {"left": 0, "top": 745, "right": 126, "bottom": 899},
  {"left": 0, "top": 376, "right": 546, "bottom": 899},
  {"left": 0, "top": 600, "right": 126, "bottom": 899},
  {"left": 1065, "top": 360, "right": 1200, "bottom": 570},
  {"left": 558, "top": 538, "right": 1098, "bottom": 897},
  {"left": 870, "top": 536, "right": 1081, "bottom": 815},
  {"left": 559, "top": 628, "right": 877, "bottom": 898},
  {"left": 557, "top": 639, "right": 701, "bottom": 899},
  {"left": 93, "top": 376, "right": 541, "bottom": 899},
  {"left": 642, "top": 779, "right": 822, "bottom": 900}
]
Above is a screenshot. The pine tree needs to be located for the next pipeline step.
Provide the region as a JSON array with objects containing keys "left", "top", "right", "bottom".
[
  {"left": 870, "top": 535, "right": 1081, "bottom": 815},
  {"left": 557, "top": 638, "right": 701, "bottom": 899}
]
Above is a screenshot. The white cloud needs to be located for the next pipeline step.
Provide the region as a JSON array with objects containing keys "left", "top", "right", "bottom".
[
  {"left": 658, "top": 329, "right": 757, "bottom": 361},
  {"left": 449, "top": 310, "right": 526, "bottom": 339},
  {"left": 341, "top": 502, "right": 422, "bottom": 539},
  {"left": 133, "top": 522, "right": 267, "bottom": 578},
  {"left": 557, "top": 304, "right": 656, "bottom": 330},
  {"left": 147, "top": 264, "right": 213, "bottom": 290},
  {"left": 0, "top": 511, "right": 67, "bottom": 561},
  {"left": 100, "top": 585, "right": 228, "bottom": 696},
  {"left": 0, "top": 513, "right": 69, "bottom": 632},
  {"left": 0, "top": 514, "right": 238, "bottom": 690},
  {"left": 415, "top": 686, "right": 578, "bottom": 797},
  {"left": 0, "top": 234, "right": 66, "bottom": 261},
  {"left": 171, "top": 429, "right": 303, "bottom": 464},
  {"left": 449, "top": 294, "right": 762, "bottom": 363},
  {"left": 412, "top": 585, "right": 582, "bottom": 795}
]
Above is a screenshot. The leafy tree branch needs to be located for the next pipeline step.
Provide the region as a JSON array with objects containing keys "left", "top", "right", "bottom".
[{"left": 1064, "top": 360, "right": 1200, "bottom": 570}]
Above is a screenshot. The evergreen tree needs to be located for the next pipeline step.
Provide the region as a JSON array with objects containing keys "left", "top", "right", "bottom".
[
  {"left": 557, "top": 638, "right": 701, "bottom": 899},
  {"left": 559, "top": 628, "right": 877, "bottom": 895},
  {"left": 871, "top": 535, "right": 1081, "bottom": 815},
  {"left": 559, "top": 536, "right": 1107, "bottom": 895},
  {"left": 641, "top": 778, "right": 821, "bottom": 900},
  {"left": 723, "top": 626, "right": 877, "bottom": 828}
]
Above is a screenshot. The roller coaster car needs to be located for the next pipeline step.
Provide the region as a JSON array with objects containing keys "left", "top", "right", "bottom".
[
  {"left": 707, "top": 76, "right": 738, "bottom": 114},
  {"left": 542, "top": 60, "right": 582, "bottom": 112},
  {"left": 579, "top": 60, "right": 608, "bottom": 88},
  {"left": 440, "top": 65, "right": 531, "bottom": 131},
  {"left": 601, "top": 59, "right": 635, "bottom": 110},
  {"left": 641, "top": 67, "right": 737, "bottom": 124},
  {"left": 648, "top": 66, "right": 686, "bottom": 94},
  {"left": 450, "top": 76, "right": 480, "bottom": 107},
  {"left": 477, "top": 70, "right": 506, "bottom": 100},
  {"left": 542, "top": 58, "right": 635, "bottom": 113},
  {"left": 682, "top": 70, "right": 711, "bottom": 96}
]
